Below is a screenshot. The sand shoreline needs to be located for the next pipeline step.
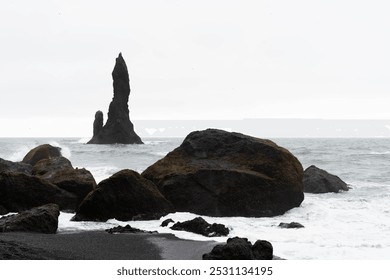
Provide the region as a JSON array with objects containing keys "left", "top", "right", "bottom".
[{"left": 0, "top": 230, "right": 218, "bottom": 260}]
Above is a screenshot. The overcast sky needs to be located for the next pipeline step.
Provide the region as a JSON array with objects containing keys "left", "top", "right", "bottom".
[{"left": 1, "top": 0, "right": 390, "bottom": 136}]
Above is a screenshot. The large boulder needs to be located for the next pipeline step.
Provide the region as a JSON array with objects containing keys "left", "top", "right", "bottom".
[
  {"left": 0, "top": 172, "right": 78, "bottom": 214},
  {"left": 303, "top": 165, "right": 349, "bottom": 193},
  {"left": 170, "top": 217, "right": 229, "bottom": 237},
  {"left": 142, "top": 129, "right": 304, "bottom": 217},
  {"left": 0, "top": 204, "right": 59, "bottom": 234},
  {"left": 203, "top": 237, "right": 273, "bottom": 260},
  {"left": 22, "top": 144, "right": 62, "bottom": 166},
  {"left": 32, "top": 157, "right": 96, "bottom": 203},
  {"left": 0, "top": 158, "right": 32, "bottom": 174},
  {"left": 72, "top": 169, "right": 173, "bottom": 222},
  {"left": 87, "top": 53, "right": 143, "bottom": 144}
]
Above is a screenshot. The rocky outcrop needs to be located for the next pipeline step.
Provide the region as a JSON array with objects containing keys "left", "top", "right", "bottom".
[
  {"left": 87, "top": 53, "right": 143, "bottom": 144},
  {"left": 303, "top": 165, "right": 349, "bottom": 193},
  {"left": 0, "top": 158, "right": 32, "bottom": 174},
  {"left": 0, "top": 172, "right": 78, "bottom": 214},
  {"left": 32, "top": 157, "right": 96, "bottom": 204},
  {"left": 142, "top": 129, "right": 304, "bottom": 217},
  {"left": 22, "top": 144, "right": 61, "bottom": 165},
  {"left": 72, "top": 169, "right": 173, "bottom": 222},
  {"left": 203, "top": 237, "right": 273, "bottom": 260},
  {"left": 279, "top": 222, "right": 304, "bottom": 229},
  {"left": 170, "top": 217, "right": 229, "bottom": 237},
  {"left": 0, "top": 204, "right": 60, "bottom": 234}
]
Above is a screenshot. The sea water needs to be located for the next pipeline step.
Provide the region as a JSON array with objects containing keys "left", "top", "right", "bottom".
[{"left": 1, "top": 137, "right": 390, "bottom": 260}]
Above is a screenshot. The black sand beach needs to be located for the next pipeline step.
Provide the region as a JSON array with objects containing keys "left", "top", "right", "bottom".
[{"left": 0, "top": 231, "right": 218, "bottom": 260}]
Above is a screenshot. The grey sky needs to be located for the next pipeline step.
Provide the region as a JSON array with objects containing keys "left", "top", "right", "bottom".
[{"left": 1, "top": 0, "right": 390, "bottom": 136}]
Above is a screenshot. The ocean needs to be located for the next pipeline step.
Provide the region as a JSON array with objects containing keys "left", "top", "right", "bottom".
[{"left": 1, "top": 137, "right": 389, "bottom": 260}]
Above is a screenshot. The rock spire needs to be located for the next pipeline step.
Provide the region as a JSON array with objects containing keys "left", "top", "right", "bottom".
[{"left": 87, "top": 53, "right": 143, "bottom": 144}]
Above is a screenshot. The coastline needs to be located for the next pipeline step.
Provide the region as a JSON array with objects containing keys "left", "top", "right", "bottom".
[{"left": 0, "top": 231, "right": 218, "bottom": 260}]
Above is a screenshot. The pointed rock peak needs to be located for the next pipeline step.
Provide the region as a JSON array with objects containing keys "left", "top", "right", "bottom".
[{"left": 113, "top": 52, "right": 128, "bottom": 78}]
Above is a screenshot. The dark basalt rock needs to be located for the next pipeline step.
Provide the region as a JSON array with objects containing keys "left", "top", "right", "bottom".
[
  {"left": 303, "top": 165, "right": 349, "bottom": 193},
  {"left": 106, "top": 224, "right": 155, "bottom": 234},
  {"left": 170, "top": 217, "right": 229, "bottom": 237},
  {"left": 0, "top": 204, "right": 60, "bottom": 234},
  {"left": 32, "top": 157, "right": 96, "bottom": 204},
  {"left": 0, "top": 158, "right": 32, "bottom": 174},
  {"left": 202, "top": 237, "right": 273, "bottom": 260},
  {"left": 160, "top": 218, "right": 175, "bottom": 227},
  {"left": 279, "top": 222, "right": 304, "bottom": 229},
  {"left": 0, "top": 172, "right": 78, "bottom": 214},
  {"left": 22, "top": 144, "right": 61, "bottom": 166},
  {"left": 87, "top": 53, "right": 143, "bottom": 144},
  {"left": 72, "top": 169, "right": 173, "bottom": 222},
  {"left": 142, "top": 129, "right": 304, "bottom": 217}
]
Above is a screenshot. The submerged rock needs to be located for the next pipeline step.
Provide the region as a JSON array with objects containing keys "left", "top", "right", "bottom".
[
  {"left": 87, "top": 53, "right": 143, "bottom": 144},
  {"left": 0, "top": 204, "right": 60, "bottom": 234},
  {"left": 142, "top": 129, "right": 304, "bottom": 217},
  {"left": 72, "top": 169, "right": 173, "bottom": 222},
  {"left": 303, "top": 165, "right": 349, "bottom": 193},
  {"left": 202, "top": 237, "right": 273, "bottom": 260},
  {"left": 0, "top": 158, "right": 32, "bottom": 174},
  {"left": 279, "top": 222, "right": 304, "bottom": 229},
  {"left": 170, "top": 217, "right": 229, "bottom": 237},
  {"left": 22, "top": 144, "right": 61, "bottom": 166}
]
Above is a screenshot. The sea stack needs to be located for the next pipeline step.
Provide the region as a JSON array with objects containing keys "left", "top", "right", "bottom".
[{"left": 87, "top": 53, "right": 143, "bottom": 144}]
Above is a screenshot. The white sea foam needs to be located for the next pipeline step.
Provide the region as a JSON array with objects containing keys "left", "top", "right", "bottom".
[
  {"left": 86, "top": 166, "right": 119, "bottom": 183},
  {"left": 7, "top": 145, "right": 34, "bottom": 161},
  {"left": 49, "top": 141, "right": 71, "bottom": 159},
  {"left": 56, "top": 187, "right": 390, "bottom": 260}
]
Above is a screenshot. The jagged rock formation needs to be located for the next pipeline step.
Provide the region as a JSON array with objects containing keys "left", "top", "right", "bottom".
[{"left": 87, "top": 53, "right": 143, "bottom": 144}]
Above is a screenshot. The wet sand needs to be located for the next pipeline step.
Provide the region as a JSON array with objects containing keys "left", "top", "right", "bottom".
[{"left": 0, "top": 231, "right": 218, "bottom": 260}]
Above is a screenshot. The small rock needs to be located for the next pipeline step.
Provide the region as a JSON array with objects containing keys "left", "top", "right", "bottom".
[
  {"left": 202, "top": 237, "right": 273, "bottom": 260},
  {"left": 160, "top": 218, "right": 174, "bottom": 227},
  {"left": 303, "top": 165, "right": 349, "bottom": 193},
  {"left": 170, "top": 217, "right": 229, "bottom": 237},
  {"left": 105, "top": 224, "right": 155, "bottom": 234},
  {"left": 279, "top": 222, "right": 304, "bottom": 229}
]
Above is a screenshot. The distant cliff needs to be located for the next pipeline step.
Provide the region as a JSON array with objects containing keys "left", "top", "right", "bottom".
[{"left": 87, "top": 53, "right": 143, "bottom": 144}]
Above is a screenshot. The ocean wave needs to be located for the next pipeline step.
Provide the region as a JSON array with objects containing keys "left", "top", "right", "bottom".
[{"left": 49, "top": 141, "right": 71, "bottom": 159}]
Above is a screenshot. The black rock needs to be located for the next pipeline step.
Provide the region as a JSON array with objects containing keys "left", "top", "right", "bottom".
[
  {"left": 160, "top": 218, "right": 174, "bottom": 227},
  {"left": 0, "top": 204, "right": 60, "bottom": 234},
  {"left": 22, "top": 144, "right": 62, "bottom": 166},
  {"left": 32, "top": 157, "right": 96, "bottom": 204},
  {"left": 143, "top": 128, "right": 304, "bottom": 217},
  {"left": 87, "top": 53, "right": 143, "bottom": 144},
  {"left": 0, "top": 158, "right": 32, "bottom": 174},
  {"left": 72, "top": 169, "right": 173, "bottom": 222},
  {"left": 170, "top": 217, "right": 229, "bottom": 237},
  {"left": 202, "top": 237, "right": 273, "bottom": 260},
  {"left": 279, "top": 222, "right": 304, "bottom": 229},
  {"left": 105, "top": 224, "right": 155, "bottom": 234},
  {"left": 0, "top": 171, "right": 78, "bottom": 214},
  {"left": 303, "top": 165, "right": 349, "bottom": 193}
]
